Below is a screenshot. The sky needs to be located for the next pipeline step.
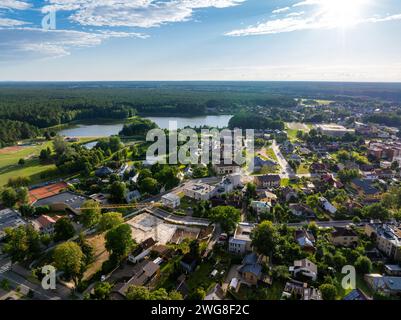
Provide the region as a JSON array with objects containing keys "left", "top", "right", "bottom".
[{"left": 0, "top": 0, "right": 401, "bottom": 81}]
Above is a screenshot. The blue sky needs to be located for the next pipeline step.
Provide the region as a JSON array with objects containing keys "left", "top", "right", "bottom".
[{"left": 0, "top": 0, "right": 400, "bottom": 81}]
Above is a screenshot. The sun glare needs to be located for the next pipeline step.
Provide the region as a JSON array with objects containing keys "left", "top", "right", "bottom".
[{"left": 319, "top": 0, "right": 369, "bottom": 28}]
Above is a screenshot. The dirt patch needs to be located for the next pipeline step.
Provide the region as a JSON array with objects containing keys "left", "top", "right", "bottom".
[
  {"left": 0, "top": 146, "right": 23, "bottom": 155},
  {"left": 83, "top": 233, "right": 109, "bottom": 280}
]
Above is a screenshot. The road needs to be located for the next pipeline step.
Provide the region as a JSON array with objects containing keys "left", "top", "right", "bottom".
[
  {"left": 271, "top": 140, "right": 295, "bottom": 179},
  {"left": 0, "top": 258, "right": 68, "bottom": 300}
]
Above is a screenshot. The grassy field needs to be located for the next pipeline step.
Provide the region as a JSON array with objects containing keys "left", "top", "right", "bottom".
[
  {"left": 297, "top": 163, "right": 310, "bottom": 175},
  {"left": 0, "top": 137, "right": 98, "bottom": 186}
]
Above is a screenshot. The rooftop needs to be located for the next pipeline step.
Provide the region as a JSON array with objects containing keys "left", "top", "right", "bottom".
[
  {"left": 0, "top": 208, "right": 26, "bottom": 239},
  {"left": 33, "top": 191, "right": 89, "bottom": 211}
]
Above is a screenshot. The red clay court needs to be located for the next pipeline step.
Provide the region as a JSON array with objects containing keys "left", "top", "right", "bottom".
[{"left": 29, "top": 182, "right": 69, "bottom": 204}]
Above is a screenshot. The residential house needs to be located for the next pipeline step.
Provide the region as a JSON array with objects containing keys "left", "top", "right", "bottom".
[
  {"left": 253, "top": 156, "right": 278, "bottom": 172},
  {"left": 351, "top": 178, "right": 381, "bottom": 201},
  {"left": 329, "top": 227, "right": 359, "bottom": 247},
  {"left": 128, "top": 238, "right": 157, "bottom": 264},
  {"left": 364, "top": 274, "right": 401, "bottom": 296},
  {"left": 281, "top": 280, "right": 322, "bottom": 300},
  {"left": 319, "top": 197, "right": 337, "bottom": 215},
  {"left": 281, "top": 187, "right": 298, "bottom": 202},
  {"left": 254, "top": 174, "right": 281, "bottom": 188},
  {"left": 365, "top": 223, "right": 401, "bottom": 262},
  {"left": 32, "top": 214, "right": 62, "bottom": 234},
  {"left": 213, "top": 162, "right": 240, "bottom": 175},
  {"left": 251, "top": 201, "right": 272, "bottom": 216},
  {"left": 204, "top": 284, "right": 225, "bottom": 300},
  {"left": 180, "top": 253, "right": 198, "bottom": 273},
  {"left": 161, "top": 193, "right": 181, "bottom": 209},
  {"left": 289, "top": 203, "right": 315, "bottom": 219},
  {"left": 238, "top": 253, "right": 263, "bottom": 286},
  {"left": 343, "top": 288, "right": 370, "bottom": 300},
  {"left": 95, "top": 166, "right": 114, "bottom": 178},
  {"left": 126, "top": 190, "right": 141, "bottom": 203},
  {"left": 294, "top": 229, "right": 316, "bottom": 253},
  {"left": 290, "top": 258, "right": 318, "bottom": 281},
  {"left": 228, "top": 223, "right": 255, "bottom": 255},
  {"left": 384, "top": 264, "right": 401, "bottom": 276}
]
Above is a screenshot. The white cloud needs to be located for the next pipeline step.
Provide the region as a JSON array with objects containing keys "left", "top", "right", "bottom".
[
  {"left": 0, "top": 27, "right": 147, "bottom": 61},
  {"left": 272, "top": 7, "right": 290, "bottom": 14},
  {"left": 0, "top": 0, "right": 31, "bottom": 10},
  {"left": 226, "top": 0, "right": 401, "bottom": 37},
  {"left": 0, "top": 17, "right": 26, "bottom": 26},
  {"left": 42, "top": 0, "right": 245, "bottom": 28}
]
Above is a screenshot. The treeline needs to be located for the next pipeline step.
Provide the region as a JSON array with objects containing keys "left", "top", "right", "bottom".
[
  {"left": 364, "top": 113, "right": 401, "bottom": 128},
  {"left": 228, "top": 113, "right": 284, "bottom": 130},
  {"left": 0, "top": 86, "right": 296, "bottom": 126},
  {"left": 119, "top": 118, "right": 158, "bottom": 137},
  {"left": 0, "top": 119, "right": 40, "bottom": 147}
]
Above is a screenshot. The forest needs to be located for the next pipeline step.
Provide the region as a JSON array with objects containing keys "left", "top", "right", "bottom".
[{"left": 0, "top": 83, "right": 296, "bottom": 145}]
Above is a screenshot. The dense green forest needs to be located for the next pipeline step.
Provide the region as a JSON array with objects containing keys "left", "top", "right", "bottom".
[
  {"left": 228, "top": 113, "right": 284, "bottom": 130},
  {"left": 364, "top": 113, "right": 401, "bottom": 127},
  {"left": 0, "top": 119, "right": 40, "bottom": 147},
  {"left": 0, "top": 84, "right": 296, "bottom": 145}
]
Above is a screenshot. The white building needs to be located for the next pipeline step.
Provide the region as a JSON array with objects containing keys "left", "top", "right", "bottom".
[
  {"left": 228, "top": 223, "right": 255, "bottom": 255},
  {"left": 184, "top": 183, "right": 216, "bottom": 201},
  {"left": 314, "top": 124, "right": 355, "bottom": 137},
  {"left": 319, "top": 197, "right": 337, "bottom": 215},
  {"left": 161, "top": 193, "right": 181, "bottom": 209}
]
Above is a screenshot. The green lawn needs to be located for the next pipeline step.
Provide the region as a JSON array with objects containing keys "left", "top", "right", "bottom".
[
  {"left": 0, "top": 137, "right": 98, "bottom": 186},
  {"left": 296, "top": 163, "right": 310, "bottom": 175}
]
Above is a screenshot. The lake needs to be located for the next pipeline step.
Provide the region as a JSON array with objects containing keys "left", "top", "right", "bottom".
[{"left": 59, "top": 115, "right": 233, "bottom": 137}]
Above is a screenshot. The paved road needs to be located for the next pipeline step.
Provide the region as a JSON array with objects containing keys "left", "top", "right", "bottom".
[
  {"left": 271, "top": 140, "right": 296, "bottom": 179},
  {"left": 0, "top": 259, "right": 67, "bottom": 300}
]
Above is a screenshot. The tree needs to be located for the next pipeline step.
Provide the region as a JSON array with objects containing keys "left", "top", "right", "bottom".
[
  {"left": 1, "top": 187, "right": 18, "bottom": 207},
  {"left": 80, "top": 200, "right": 102, "bottom": 228},
  {"left": 3, "top": 225, "right": 41, "bottom": 262},
  {"left": 18, "top": 158, "right": 25, "bottom": 166},
  {"left": 251, "top": 221, "right": 278, "bottom": 257},
  {"left": 126, "top": 286, "right": 182, "bottom": 300},
  {"left": 210, "top": 206, "right": 240, "bottom": 234},
  {"left": 105, "top": 224, "right": 134, "bottom": 261},
  {"left": 139, "top": 177, "right": 159, "bottom": 195},
  {"left": 355, "top": 256, "right": 372, "bottom": 274},
  {"left": 98, "top": 212, "right": 124, "bottom": 232},
  {"left": 319, "top": 283, "right": 337, "bottom": 300},
  {"left": 93, "top": 282, "right": 113, "bottom": 300},
  {"left": 54, "top": 217, "right": 75, "bottom": 242},
  {"left": 245, "top": 182, "right": 257, "bottom": 199},
  {"left": 188, "top": 288, "right": 206, "bottom": 300},
  {"left": 362, "top": 203, "right": 390, "bottom": 221},
  {"left": 109, "top": 181, "right": 127, "bottom": 203},
  {"left": 53, "top": 241, "right": 84, "bottom": 286},
  {"left": 19, "top": 204, "right": 36, "bottom": 217},
  {"left": 16, "top": 187, "right": 29, "bottom": 204},
  {"left": 53, "top": 135, "right": 68, "bottom": 156}
]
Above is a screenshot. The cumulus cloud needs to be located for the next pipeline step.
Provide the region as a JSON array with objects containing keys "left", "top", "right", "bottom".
[
  {"left": 41, "top": 0, "right": 245, "bottom": 28},
  {"left": 0, "top": 0, "right": 31, "bottom": 10},
  {"left": 0, "top": 27, "right": 146, "bottom": 61}
]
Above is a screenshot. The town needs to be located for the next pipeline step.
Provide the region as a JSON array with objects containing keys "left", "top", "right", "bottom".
[{"left": 1, "top": 92, "right": 401, "bottom": 302}]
